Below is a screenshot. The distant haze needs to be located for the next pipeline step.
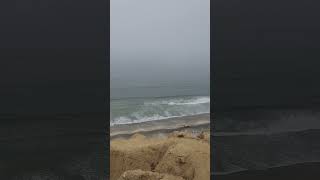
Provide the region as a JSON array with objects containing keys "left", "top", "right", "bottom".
[{"left": 111, "top": 0, "right": 210, "bottom": 98}]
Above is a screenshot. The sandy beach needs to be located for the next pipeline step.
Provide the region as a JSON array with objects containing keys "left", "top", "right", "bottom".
[{"left": 110, "top": 114, "right": 210, "bottom": 180}]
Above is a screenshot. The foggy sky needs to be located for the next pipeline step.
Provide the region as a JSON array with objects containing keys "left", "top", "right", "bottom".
[{"left": 110, "top": 0, "right": 210, "bottom": 87}]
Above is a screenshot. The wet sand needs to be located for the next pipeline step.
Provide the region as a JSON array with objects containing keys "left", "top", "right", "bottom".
[{"left": 110, "top": 113, "right": 210, "bottom": 139}]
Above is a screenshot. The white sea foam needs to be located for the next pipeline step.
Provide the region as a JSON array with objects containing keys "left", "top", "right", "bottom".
[
  {"left": 168, "top": 97, "right": 210, "bottom": 105},
  {"left": 110, "top": 96, "right": 210, "bottom": 126},
  {"left": 112, "top": 112, "right": 208, "bottom": 126},
  {"left": 144, "top": 96, "right": 210, "bottom": 106}
]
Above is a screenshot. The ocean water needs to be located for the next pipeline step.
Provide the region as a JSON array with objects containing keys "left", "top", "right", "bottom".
[
  {"left": 110, "top": 79, "right": 210, "bottom": 126},
  {"left": 110, "top": 0, "right": 210, "bottom": 126},
  {"left": 111, "top": 95, "right": 209, "bottom": 125}
]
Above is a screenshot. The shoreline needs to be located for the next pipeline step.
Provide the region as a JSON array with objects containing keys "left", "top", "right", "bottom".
[{"left": 110, "top": 113, "right": 210, "bottom": 139}]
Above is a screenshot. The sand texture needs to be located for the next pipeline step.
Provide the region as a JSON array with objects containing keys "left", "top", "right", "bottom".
[{"left": 110, "top": 131, "right": 210, "bottom": 180}]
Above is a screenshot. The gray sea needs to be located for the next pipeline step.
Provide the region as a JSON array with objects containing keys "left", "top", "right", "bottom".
[{"left": 110, "top": 76, "right": 210, "bottom": 126}]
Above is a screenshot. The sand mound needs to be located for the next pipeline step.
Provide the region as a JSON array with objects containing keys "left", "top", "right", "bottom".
[
  {"left": 110, "top": 131, "right": 210, "bottom": 180},
  {"left": 117, "top": 169, "right": 184, "bottom": 180}
]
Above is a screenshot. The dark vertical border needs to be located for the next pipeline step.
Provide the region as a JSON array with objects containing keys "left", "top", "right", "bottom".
[
  {"left": 106, "top": 0, "right": 110, "bottom": 178},
  {"left": 210, "top": 0, "right": 320, "bottom": 179},
  {"left": 0, "top": 0, "right": 110, "bottom": 178},
  {"left": 210, "top": 0, "right": 215, "bottom": 179}
]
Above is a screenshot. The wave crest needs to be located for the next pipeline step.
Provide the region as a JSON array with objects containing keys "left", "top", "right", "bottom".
[{"left": 111, "top": 96, "right": 210, "bottom": 126}]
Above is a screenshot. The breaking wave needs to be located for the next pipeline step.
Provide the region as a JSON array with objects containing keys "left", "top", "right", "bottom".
[{"left": 110, "top": 96, "right": 210, "bottom": 126}]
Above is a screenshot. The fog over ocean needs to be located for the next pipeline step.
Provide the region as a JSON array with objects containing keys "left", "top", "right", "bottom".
[{"left": 110, "top": 0, "right": 210, "bottom": 125}]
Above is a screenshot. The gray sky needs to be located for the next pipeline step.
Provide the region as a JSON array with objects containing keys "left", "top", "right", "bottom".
[{"left": 111, "top": 0, "right": 210, "bottom": 87}]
